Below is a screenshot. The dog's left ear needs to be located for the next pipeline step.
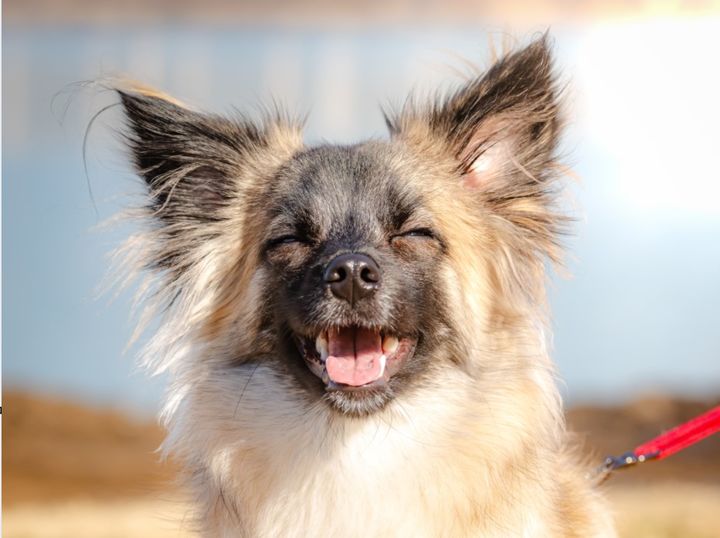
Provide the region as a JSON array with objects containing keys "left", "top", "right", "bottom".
[
  {"left": 388, "top": 36, "right": 563, "bottom": 237},
  {"left": 118, "top": 86, "right": 300, "bottom": 226},
  {"left": 116, "top": 85, "right": 302, "bottom": 275}
]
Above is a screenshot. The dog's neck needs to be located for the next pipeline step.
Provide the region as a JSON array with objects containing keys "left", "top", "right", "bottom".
[{"left": 165, "top": 354, "right": 563, "bottom": 537}]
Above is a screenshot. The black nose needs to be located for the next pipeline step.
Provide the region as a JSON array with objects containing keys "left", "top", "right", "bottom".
[{"left": 323, "top": 253, "right": 381, "bottom": 305}]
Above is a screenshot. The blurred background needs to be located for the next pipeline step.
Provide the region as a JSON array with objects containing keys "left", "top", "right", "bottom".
[{"left": 3, "top": 1, "right": 720, "bottom": 537}]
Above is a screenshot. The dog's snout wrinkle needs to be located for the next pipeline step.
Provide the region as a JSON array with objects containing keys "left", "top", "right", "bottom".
[{"left": 323, "top": 253, "right": 381, "bottom": 305}]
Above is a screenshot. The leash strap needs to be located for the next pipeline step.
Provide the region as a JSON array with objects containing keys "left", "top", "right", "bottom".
[
  {"left": 634, "top": 404, "right": 720, "bottom": 460},
  {"left": 592, "top": 404, "right": 720, "bottom": 483}
]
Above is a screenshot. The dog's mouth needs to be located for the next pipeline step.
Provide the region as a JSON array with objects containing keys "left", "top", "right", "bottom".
[{"left": 293, "top": 326, "right": 416, "bottom": 392}]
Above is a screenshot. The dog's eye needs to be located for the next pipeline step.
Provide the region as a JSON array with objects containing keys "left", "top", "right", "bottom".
[
  {"left": 266, "top": 235, "right": 303, "bottom": 249},
  {"left": 390, "top": 227, "right": 440, "bottom": 249},
  {"left": 399, "top": 228, "right": 436, "bottom": 239}
]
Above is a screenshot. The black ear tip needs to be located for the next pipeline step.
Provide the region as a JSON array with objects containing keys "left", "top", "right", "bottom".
[
  {"left": 497, "top": 34, "right": 555, "bottom": 83},
  {"left": 528, "top": 32, "right": 555, "bottom": 62},
  {"left": 116, "top": 89, "right": 136, "bottom": 108},
  {"left": 114, "top": 84, "right": 187, "bottom": 117},
  {"left": 116, "top": 88, "right": 133, "bottom": 101},
  {"left": 115, "top": 88, "right": 153, "bottom": 117}
]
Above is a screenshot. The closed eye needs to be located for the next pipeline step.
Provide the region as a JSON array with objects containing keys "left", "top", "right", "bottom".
[
  {"left": 399, "top": 227, "right": 436, "bottom": 239},
  {"left": 390, "top": 226, "right": 446, "bottom": 252},
  {"left": 265, "top": 235, "right": 304, "bottom": 250}
]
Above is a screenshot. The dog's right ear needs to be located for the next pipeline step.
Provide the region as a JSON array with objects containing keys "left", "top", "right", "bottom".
[
  {"left": 387, "top": 37, "right": 565, "bottom": 262},
  {"left": 118, "top": 87, "right": 301, "bottom": 225}
]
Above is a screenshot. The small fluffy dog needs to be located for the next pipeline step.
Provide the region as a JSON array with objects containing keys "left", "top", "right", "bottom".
[{"left": 115, "top": 36, "right": 615, "bottom": 536}]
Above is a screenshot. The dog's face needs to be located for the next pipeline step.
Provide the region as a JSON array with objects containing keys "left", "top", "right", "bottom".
[
  {"left": 119, "top": 38, "right": 562, "bottom": 417},
  {"left": 262, "top": 144, "right": 453, "bottom": 414}
]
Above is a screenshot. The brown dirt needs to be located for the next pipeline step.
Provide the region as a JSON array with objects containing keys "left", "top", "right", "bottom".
[{"left": 3, "top": 390, "right": 178, "bottom": 506}]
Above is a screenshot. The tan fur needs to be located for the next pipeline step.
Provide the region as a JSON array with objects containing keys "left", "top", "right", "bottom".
[
  {"left": 114, "top": 43, "right": 616, "bottom": 537},
  {"left": 151, "top": 136, "right": 616, "bottom": 536}
]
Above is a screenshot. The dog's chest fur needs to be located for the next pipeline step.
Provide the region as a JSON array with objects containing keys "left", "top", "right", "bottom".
[{"left": 170, "top": 364, "right": 611, "bottom": 537}]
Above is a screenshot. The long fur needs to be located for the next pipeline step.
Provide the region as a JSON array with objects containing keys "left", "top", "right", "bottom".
[{"left": 111, "top": 36, "right": 616, "bottom": 537}]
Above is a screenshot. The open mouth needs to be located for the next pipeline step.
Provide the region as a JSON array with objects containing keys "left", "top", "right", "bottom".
[{"left": 293, "top": 326, "right": 416, "bottom": 392}]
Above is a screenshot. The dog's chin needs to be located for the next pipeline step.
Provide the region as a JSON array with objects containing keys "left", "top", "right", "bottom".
[{"left": 292, "top": 325, "right": 417, "bottom": 416}]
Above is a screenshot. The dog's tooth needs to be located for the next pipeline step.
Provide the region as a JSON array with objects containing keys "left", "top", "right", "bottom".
[
  {"left": 378, "top": 354, "right": 387, "bottom": 377},
  {"left": 382, "top": 335, "right": 399, "bottom": 355},
  {"left": 316, "top": 334, "right": 328, "bottom": 361}
]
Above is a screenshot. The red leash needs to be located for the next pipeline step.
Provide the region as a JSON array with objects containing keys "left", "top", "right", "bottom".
[{"left": 594, "top": 405, "right": 720, "bottom": 483}]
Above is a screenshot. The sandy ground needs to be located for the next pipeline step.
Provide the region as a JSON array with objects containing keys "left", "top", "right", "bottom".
[
  {"left": 4, "top": 483, "right": 720, "bottom": 538},
  {"left": 610, "top": 483, "right": 720, "bottom": 538},
  {"left": 3, "top": 495, "right": 196, "bottom": 538}
]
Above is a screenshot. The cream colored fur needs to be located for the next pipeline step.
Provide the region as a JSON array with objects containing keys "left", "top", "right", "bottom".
[{"left": 115, "top": 40, "right": 617, "bottom": 537}]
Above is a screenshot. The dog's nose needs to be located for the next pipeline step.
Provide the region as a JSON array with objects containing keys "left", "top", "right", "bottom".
[{"left": 323, "top": 253, "right": 381, "bottom": 304}]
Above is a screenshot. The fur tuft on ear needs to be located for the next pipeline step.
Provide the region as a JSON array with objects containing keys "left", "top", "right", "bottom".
[
  {"left": 388, "top": 36, "right": 567, "bottom": 257},
  {"left": 119, "top": 89, "right": 266, "bottom": 222},
  {"left": 111, "top": 84, "right": 304, "bottom": 363},
  {"left": 116, "top": 84, "right": 303, "bottom": 275}
]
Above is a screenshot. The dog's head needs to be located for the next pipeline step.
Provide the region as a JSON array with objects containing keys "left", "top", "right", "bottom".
[{"left": 118, "top": 37, "right": 563, "bottom": 417}]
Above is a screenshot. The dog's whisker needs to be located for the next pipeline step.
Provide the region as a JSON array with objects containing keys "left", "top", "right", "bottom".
[{"left": 233, "top": 362, "right": 261, "bottom": 420}]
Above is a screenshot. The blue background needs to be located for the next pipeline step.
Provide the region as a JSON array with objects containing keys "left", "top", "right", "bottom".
[{"left": 4, "top": 21, "right": 720, "bottom": 415}]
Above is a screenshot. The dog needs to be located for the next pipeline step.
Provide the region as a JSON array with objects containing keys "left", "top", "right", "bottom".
[{"left": 113, "top": 36, "right": 615, "bottom": 537}]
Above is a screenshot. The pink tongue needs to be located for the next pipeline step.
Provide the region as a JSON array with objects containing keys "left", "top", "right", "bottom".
[{"left": 325, "top": 327, "right": 384, "bottom": 386}]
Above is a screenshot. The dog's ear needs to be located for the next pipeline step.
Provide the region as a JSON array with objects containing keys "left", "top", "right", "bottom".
[
  {"left": 389, "top": 36, "right": 564, "bottom": 241},
  {"left": 118, "top": 87, "right": 299, "bottom": 224}
]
